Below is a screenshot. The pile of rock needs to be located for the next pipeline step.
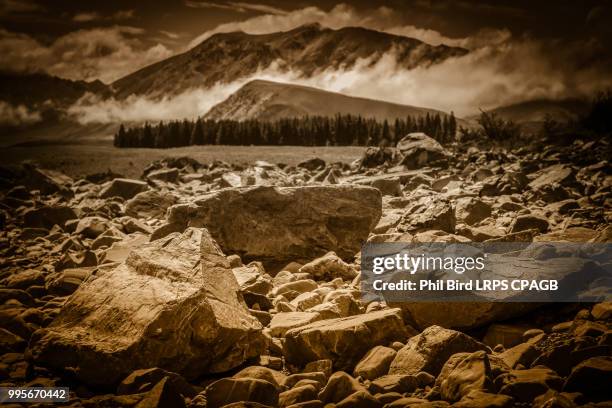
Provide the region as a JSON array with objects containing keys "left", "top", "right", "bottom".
[{"left": 0, "top": 134, "right": 610, "bottom": 407}]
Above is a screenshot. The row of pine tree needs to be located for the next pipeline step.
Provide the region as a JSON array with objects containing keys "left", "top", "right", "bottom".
[{"left": 114, "top": 113, "right": 457, "bottom": 148}]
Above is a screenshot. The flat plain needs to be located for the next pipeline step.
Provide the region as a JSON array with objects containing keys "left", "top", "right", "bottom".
[{"left": 0, "top": 143, "right": 366, "bottom": 179}]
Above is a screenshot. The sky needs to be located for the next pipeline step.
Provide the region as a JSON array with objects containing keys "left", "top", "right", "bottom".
[{"left": 1, "top": 0, "right": 611, "bottom": 122}]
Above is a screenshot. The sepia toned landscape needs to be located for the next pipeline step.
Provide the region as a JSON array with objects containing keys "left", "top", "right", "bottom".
[{"left": 0, "top": 1, "right": 611, "bottom": 407}]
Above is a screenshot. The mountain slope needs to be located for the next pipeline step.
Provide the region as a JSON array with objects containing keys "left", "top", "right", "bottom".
[
  {"left": 113, "top": 24, "right": 467, "bottom": 99},
  {"left": 466, "top": 98, "right": 590, "bottom": 133},
  {"left": 485, "top": 98, "right": 589, "bottom": 124},
  {"left": 0, "top": 71, "right": 109, "bottom": 109},
  {"left": 204, "top": 79, "right": 445, "bottom": 121}
]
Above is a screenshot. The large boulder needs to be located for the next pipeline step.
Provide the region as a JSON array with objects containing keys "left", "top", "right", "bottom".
[
  {"left": 163, "top": 185, "right": 382, "bottom": 265},
  {"left": 396, "top": 133, "right": 450, "bottom": 169},
  {"left": 283, "top": 308, "right": 408, "bottom": 371},
  {"left": 28, "top": 228, "right": 265, "bottom": 387}
]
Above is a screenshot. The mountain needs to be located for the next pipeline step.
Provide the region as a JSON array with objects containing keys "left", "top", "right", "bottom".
[
  {"left": 0, "top": 72, "right": 115, "bottom": 146},
  {"left": 467, "top": 98, "right": 590, "bottom": 133},
  {"left": 0, "top": 71, "right": 109, "bottom": 109},
  {"left": 205, "top": 79, "right": 445, "bottom": 121},
  {"left": 112, "top": 23, "right": 467, "bottom": 99}
]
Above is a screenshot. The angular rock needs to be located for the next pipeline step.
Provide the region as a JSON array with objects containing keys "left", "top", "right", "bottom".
[
  {"left": 395, "top": 303, "right": 536, "bottom": 331},
  {"left": 23, "top": 206, "right": 77, "bottom": 229},
  {"left": 438, "top": 350, "right": 492, "bottom": 402},
  {"left": 204, "top": 378, "right": 279, "bottom": 408},
  {"left": 297, "top": 158, "right": 326, "bottom": 171},
  {"left": 591, "top": 302, "right": 612, "bottom": 320},
  {"left": 233, "top": 366, "right": 287, "bottom": 391},
  {"left": 528, "top": 164, "right": 575, "bottom": 190},
  {"left": 318, "top": 371, "right": 365, "bottom": 404},
  {"left": 368, "top": 374, "right": 418, "bottom": 394},
  {"left": 298, "top": 252, "right": 357, "bottom": 281},
  {"left": 454, "top": 390, "right": 513, "bottom": 408},
  {"left": 279, "top": 384, "right": 318, "bottom": 407},
  {"left": 394, "top": 195, "right": 455, "bottom": 233},
  {"left": 28, "top": 228, "right": 265, "bottom": 386},
  {"left": 125, "top": 190, "right": 178, "bottom": 220},
  {"left": 74, "top": 216, "right": 110, "bottom": 239},
  {"left": 134, "top": 376, "right": 187, "bottom": 408},
  {"left": 4, "top": 269, "right": 45, "bottom": 290},
  {"left": 358, "top": 147, "right": 399, "bottom": 168},
  {"left": 483, "top": 324, "right": 531, "bottom": 349},
  {"left": 564, "top": 356, "right": 612, "bottom": 401},
  {"left": 164, "top": 185, "right": 382, "bottom": 265},
  {"left": 21, "top": 165, "right": 73, "bottom": 195},
  {"left": 100, "top": 178, "right": 148, "bottom": 200},
  {"left": 336, "top": 390, "right": 382, "bottom": 408},
  {"left": 510, "top": 215, "right": 549, "bottom": 234},
  {"left": 389, "top": 326, "right": 489, "bottom": 377},
  {"left": 353, "top": 346, "right": 397, "bottom": 380},
  {"left": 147, "top": 168, "right": 179, "bottom": 183},
  {"left": 270, "top": 312, "right": 322, "bottom": 337},
  {"left": 45, "top": 268, "right": 92, "bottom": 295},
  {"left": 117, "top": 367, "right": 196, "bottom": 398},
  {"left": 291, "top": 292, "right": 322, "bottom": 311},
  {"left": 284, "top": 308, "right": 408, "bottom": 370},
  {"left": 0, "top": 328, "right": 26, "bottom": 353},
  {"left": 233, "top": 264, "right": 272, "bottom": 295},
  {"left": 455, "top": 198, "right": 491, "bottom": 226},
  {"left": 496, "top": 367, "right": 563, "bottom": 402}
]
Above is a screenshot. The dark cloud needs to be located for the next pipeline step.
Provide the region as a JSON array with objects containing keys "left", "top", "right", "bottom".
[
  {"left": 0, "top": 26, "right": 172, "bottom": 83},
  {"left": 72, "top": 9, "right": 135, "bottom": 23},
  {"left": 0, "top": 0, "right": 44, "bottom": 16},
  {"left": 185, "top": 1, "right": 286, "bottom": 15}
]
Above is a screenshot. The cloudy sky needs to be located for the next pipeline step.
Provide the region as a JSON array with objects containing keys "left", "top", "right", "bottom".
[{"left": 1, "top": 0, "right": 610, "bottom": 84}]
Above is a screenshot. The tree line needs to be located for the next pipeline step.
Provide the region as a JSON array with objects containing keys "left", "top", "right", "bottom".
[{"left": 114, "top": 113, "right": 458, "bottom": 148}]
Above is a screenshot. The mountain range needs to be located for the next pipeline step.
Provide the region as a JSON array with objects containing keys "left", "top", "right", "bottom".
[
  {"left": 112, "top": 23, "right": 467, "bottom": 99},
  {"left": 0, "top": 24, "right": 590, "bottom": 144}
]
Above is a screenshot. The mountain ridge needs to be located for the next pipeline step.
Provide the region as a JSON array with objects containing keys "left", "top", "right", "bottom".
[
  {"left": 112, "top": 24, "right": 468, "bottom": 99},
  {"left": 204, "top": 79, "right": 448, "bottom": 122}
]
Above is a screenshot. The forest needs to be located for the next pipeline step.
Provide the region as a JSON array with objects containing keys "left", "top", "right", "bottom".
[{"left": 114, "top": 113, "right": 458, "bottom": 148}]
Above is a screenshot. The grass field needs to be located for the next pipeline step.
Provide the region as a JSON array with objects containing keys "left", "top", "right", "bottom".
[{"left": 0, "top": 142, "right": 366, "bottom": 179}]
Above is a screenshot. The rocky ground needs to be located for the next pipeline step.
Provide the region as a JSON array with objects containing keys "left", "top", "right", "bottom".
[{"left": 0, "top": 132, "right": 610, "bottom": 407}]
